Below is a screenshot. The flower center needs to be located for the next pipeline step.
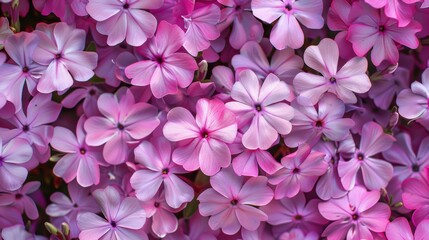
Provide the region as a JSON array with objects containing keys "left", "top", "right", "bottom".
[
  {"left": 285, "top": 4, "right": 292, "bottom": 11},
  {"left": 352, "top": 213, "right": 359, "bottom": 221},
  {"left": 154, "top": 202, "right": 160, "bottom": 208},
  {"left": 329, "top": 77, "right": 336, "bottom": 83},
  {"left": 123, "top": 3, "right": 129, "bottom": 9},
  {"left": 22, "top": 66, "right": 29, "bottom": 73},
  {"left": 89, "top": 89, "right": 96, "bottom": 96},
  {"left": 155, "top": 56, "right": 163, "bottom": 64},
  {"left": 379, "top": 25, "right": 385, "bottom": 32},
  {"left": 292, "top": 168, "right": 300, "bottom": 173},
  {"left": 315, "top": 120, "right": 323, "bottom": 127},
  {"left": 54, "top": 53, "right": 61, "bottom": 59},
  {"left": 357, "top": 153, "right": 365, "bottom": 161},
  {"left": 294, "top": 214, "right": 302, "bottom": 220},
  {"left": 201, "top": 130, "right": 209, "bottom": 139},
  {"left": 230, "top": 199, "right": 238, "bottom": 205},
  {"left": 162, "top": 168, "right": 169, "bottom": 174},
  {"left": 412, "top": 164, "right": 420, "bottom": 172},
  {"left": 110, "top": 221, "right": 117, "bottom": 227},
  {"left": 117, "top": 123, "right": 125, "bottom": 131},
  {"left": 80, "top": 148, "right": 86, "bottom": 155},
  {"left": 15, "top": 193, "right": 23, "bottom": 200},
  {"left": 255, "top": 104, "right": 262, "bottom": 112},
  {"left": 22, "top": 125, "right": 29, "bottom": 132}
]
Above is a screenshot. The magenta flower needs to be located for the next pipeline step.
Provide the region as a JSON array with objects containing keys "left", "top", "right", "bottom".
[
  {"left": 284, "top": 93, "right": 355, "bottom": 148},
  {"left": 33, "top": 22, "right": 98, "bottom": 93},
  {"left": 365, "top": 0, "right": 417, "bottom": 27},
  {"left": 293, "top": 38, "right": 371, "bottom": 106},
  {"left": 84, "top": 89, "right": 160, "bottom": 165},
  {"left": 401, "top": 168, "right": 429, "bottom": 225},
  {"left": 251, "top": 0, "right": 324, "bottom": 49},
  {"left": 0, "top": 32, "right": 45, "bottom": 111},
  {"left": 46, "top": 181, "right": 99, "bottom": 238},
  {"left": 163, "top": 98, "right": 237, "bottom": 176},
  {"left": 77, "top": 186, "right": 147, "bottom": 240},
  {"left": 269, "top": 144, "right": 328, "bottom": 199},
  {"left": 225, "top": 70, "right": 293, "bottom": 150},
  {"left": 141, "top": 190, "right": 181, "bottom": 238},
  {"left": 347, "top": 2, "right": 421, "bottom": 66},
  {"left": 338, "top": 122, "right": 395, "bottom": 190},
  {"left": 217, "top": 0, "right": 263, "bottom": 50},
  {"left": 261, "top": 192, "right": 327, "bottom": 235},
  {"left": 61, "top": 85, "right": 101, "bottom": 117},
  {"left": 0, "top": 206, "right": 23, "bottom": 230},
  {"left": 125, "top": 21, "right": 198, "bottom": 98},
  {"left": 0, "top": 137, "right": 33, "bottom": 191},
  {"left": 51, "top": 116, "right": 106, "bottom": 187},
  {"left": 86, "top": 0, "right": 162, "bottom": 46},
  {"left": 198, "top": 167, "right": 273, "bottom": 235},
  {"left": 130, "top": 137, "right": 194, "bottom": 208},
  {"left": 386, "top": 217, "right": 429, "bottom": 240},
  {"left": 182, "top": 4, "right": 221, "bottom": 56},
  {"left": 397, "top": 68, "right": 429, "bottom": 120},
  {"left": 0, "top": 181, "right": 40, "bottom": 220},
  {"left": 33, "top": 0, "right": 75, "bottom": 23},
  {"left": 231, "top": 41, "right": 303, "bottom": 86},
  {"left": 318, "top": 186, "right": 391, "bottom": 240}
]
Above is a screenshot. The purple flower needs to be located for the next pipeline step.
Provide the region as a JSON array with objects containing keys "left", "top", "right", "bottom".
[
  {"left": 338, "top": 121, "right": 395, "bottom": 190},
  {"left": 51, "top": 116, "right": 106, "bottom": 187},
  {"left": 198, "top": 167, "right": 273, "bottom": 235},
  {"left": 318, "top": 186, "right": 391, "bottom": 240},
  {"left": 293, "top": 38, "right": 371, "bottom": 106},
  {"left": 0, "top": 181, "right": 40, "bottom": 220},
  {"left": 163, "top": 98, "right": 237, "bottom": 176},
  {"left": 251, "top": 0, "right": 324, "bottom": 49},
  {"left": 225, "top": 70, "right": 294, "bottom": 150},
  {"left": 86, "top": 0, "right": 163, "bottom": 46},
  {"left": 397, "top": 68, "right": 429, "bottom": 120},
  {"left": 77, "top": 186, "right": 147, "bottom": 240},
  {"left": 130, "top": 137, "right": 194, "bottom": 208},
  {"left": 0, "top": 137, "right": 33, "bottom": 191},
  {"left": 33, "top": 22, "right": 98, "bottom": 93},
  {"left": 84, "top": 89, "right": 160, "bottom": 165},
  {"left": 270, "top": 144, "right": 328, "bottom": 199},
  {"left": 125, "top": 20, "right": 198, "bottom": 98}
]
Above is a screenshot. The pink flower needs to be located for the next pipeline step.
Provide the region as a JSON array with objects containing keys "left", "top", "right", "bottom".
[
  {"left": 261, "top": 192, "right": 327, "bottom": 234},
  {"left": 125, "top": 21, "right": 198, "bottom": 98},
  {"left": 0, "top": 206, "right": 23, "bottom": 230},
  {"left": 318, "top": 186, "right": 391, "bottom": 240},
  {"left": 46, "top": 181, "right": 99, "bottom": 238},
  {"left": 293, "top": 38, "right": 371, "bottom": 106},
  {"left": 217, "top": 0, "right": 263, "bottom": 50},
  {"left": 86, "top": 0, "right": 163, "bottom": 46},
  {"left": 251, "top": 0, "right": 324, "bottom": 49},
  {"left": 84, "top": 89, "right": 160, "bottom": 165},
  {"left": 284, "top": 93, "right": 355, "bottom": 148},
  {"left": 141, "top": 190, "right": 182, "bottom": 238},
  {"left": 130, "top": 137, "right": 194, "bottom": 208},
  {"left": 164, "top": 212, "right": 219, "bottom": 240},
  {"left": 386, "top": 217, "right": 429, "bottom": 240},
  {"left": 33, "top": 0, "right": 75, "bottom": 23},
  {"left": 231, "top": 41, "right": 303, "bottom": 87},
  {"left": 61, "top": 85, "right": 102, "bottom": 117},
  {"left": 77, "top": 186, "right": 147, "bottom": 240},
  {"left": 198, "top": 167, "right": 273, "bottom": 235},
  {"left": 33, "top": 22, "right": 98, "bottom": 93},
  {"left": 269, "top": 144, "right": 328, "bottom": 199},
  {"left": 0, "top": 181, "right": 40, "bottom": 220},
  {"left": 401, "top": 167, "right": 429, "bottom": 225},
  {"left": 397, "top": 68, "right": 429, "bottom": 120},
  {"left": 232, "top": 148, "right": 282, "bottom": 176},
  {"left": 182, "top": 3, "right": 221, "bottom": 56},
  {"left": 347, "top": 2, "right": 421, "bottom": 66},
  {"left": 0, "top": 137, "right": 33, "bottom": 191},
  {"left": 163, "top": 98, "right": 237, "bottom": 176},
  {"left": 365, "top": 0, "right": 418, "bottom": 27},
  {"left": 51, "top": 116, "right": 106, "bottom": 187},
  {"left": 225, "top": 70, "right": 294, "bottom": 150},
  {"left": 338, "top": 121, "right": 395, "bottom": 190},
  {"left": 0, "top": 32, "right": 44, "bottom": 112}
]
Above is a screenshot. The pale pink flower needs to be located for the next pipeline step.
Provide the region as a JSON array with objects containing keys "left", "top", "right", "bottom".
[
  {"left": 163, "top": 98, "right": 237, "bottom": 176},
  {"left": 232, "top": 148, "right": 282, "bottom": 176},
  {"left": 125, "top": 21, "right": 198, "bottom": 98},
  {"left": 198, "top": 167, "right": 273, "bottom": 235},
  {"left": 386, "top": 217, "right": 429, "bottom": 240},
  {"left": 33, "top": 22, "right": 98, "bottom": 93},
  {"left": 77, "top": 186, "right": 147, "bottom": 240},
  {"left": 269, "top": 144, "right": 328, "bottom": 199},
  {"left": 397, "top": 68, "right": 429, "bottom": 120},
  {"left": 365, "top": 0, "right": 418, "bottom": 27},
  {"left": 130, "top": 137, "right": 194, "bottom": 208},
  {"left": 251, "top": 0, "right": 324, "bottom": 49},
  {"left": 86, "top": 0, "right": 163, "bottom": 46},
  {"left": 0, "top": 181, "right": 40, "bottom": 220},
  {"left": 84, "top": 89, "right": 160, "bottom": 164},
  {"left": 225, "top": 70, "right": 294, "bottom": 150},
  {"left": 318, "top": 186, "right": 391, "bottom": 240},
  {"left": 293, "top": 38, "right": 371, "bottom": 106},
  {"left": 338, "top": 122, "right": 395, "bottom": 190}
]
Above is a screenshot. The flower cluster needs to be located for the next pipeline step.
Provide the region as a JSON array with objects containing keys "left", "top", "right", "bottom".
[{"left": 0, "top": 0, "right": 429, "bottom": 239}]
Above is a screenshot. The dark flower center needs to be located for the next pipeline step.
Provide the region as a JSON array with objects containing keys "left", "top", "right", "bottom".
[
  {"left": 89, "top": 89, "right": 96, "bottom": 96},
  {"left": 22, "top": 66, "right": 29, "bottom": 73},
  {"left": 412, "top": 164, "right": 420, "bottom": 172},
  {"left": 15, "top": 193, "right": 23, "bottom": 200},
  {"left": 73, "top": 203, "right": 78, "bottom": 208},
  {"left": 201, "top": 130, "right": 209, "bottom": 139},
  {"left": 292, "top": 168, "right": 300, "bottom": 173},
  {"left": 294, "top": 214, "right": 302, "bottom": 220},
  {"left": 230, "top": 199, "right": 238, "bottom": 205},
  {"left": 357, "top": 153, "right": 364, "bottom": 161},
  {"left": 22, "top": 125, "right": 29, "bottom": 132},
  {"left": 154, "top": 202, "right": 160, "bottom": 208},
  {"left": 80, "top": 148, "right": 86, "bottom": 155},
  {"left": 379, "top": 25, "right": 385, "bottom": 32},
  {"left": 352, "top": 213, "right": 359, "bottom": 220},
  {"left": 110, "top": 221, "right": 117, "bottom": 227},
  {"left": 255, "top": 104, "right": 262, "bottom": 112},
  {"left": 329, "top": 77, "right": 336, "bottom": 83},
  {"left": 155, "top": 56, "right": 163, "bottom": 64},
  {"left": 285, "top": 4, "right": 292, "bottom": 11},
  {"left": 54, "top": 53, "right": 61, "bottom": 59},
  {"left": 117, "top": 123, "right": 125, "bottom": 130},
  {"left": 162, "top": 168, "right": 169, "bottom": 174},
  {"left": 123, "top": 3, "right": 129, "bottom": 9},
  {"left": 235, "top": 5, "right": 241, "bottom": 11},
  {"left": 315, "top": 120, "right": 323, "bottom": 127}
]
